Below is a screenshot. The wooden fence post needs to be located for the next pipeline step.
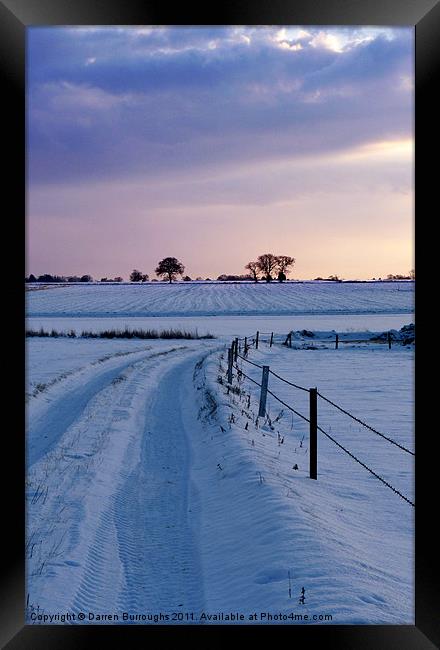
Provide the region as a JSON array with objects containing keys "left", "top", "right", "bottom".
[
  {"left": 244, "top": 336, "right": 248, "bottom": 353},
  {"left": 258, "top": 366, "right": 270, "bottom": 417},
  {"left": 335, "top": 334, "right": 339, "bottom": 350},
  {"left": 255, "top": 331, "right": 259, "bottom": 349},
  {"left": 270, "top": 332, "right": 274, "bottom": 347},
  {"left": 234, "top": 337, "right": 239, "bottom": 361},
  {"left": 227, "top": 347, "right": 233, "bottom": 384},
  {"left": 309, "top": 388, "right": 318, "bottom": 480}
]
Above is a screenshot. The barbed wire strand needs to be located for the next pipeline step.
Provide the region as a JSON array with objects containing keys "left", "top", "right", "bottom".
[
  {"left": 317, "top": 425, "right": 414, "bottom": 507},
  {"left": 234, "top": 366, "right": 262, "bottom": 388},
  {"left": 234, "top": 360, "right": 414, "bottom": 506},
  {"left": 268, "top": 369, "right": 309, "bottom": 393},
  {"left": 236, "top": 337, "right": 413, "bottom": 455},
  {"left": 237, "top": 353, "right": 263, "bottom": 369},
  {"left": 317, "top": 392, "right": 414, "bottom": 455},
  {"left": 266, "top": 389, "right": 310, "bottom": 424},
  {"left": 235, "top": 365, "right": 309, "bottom": 425}
]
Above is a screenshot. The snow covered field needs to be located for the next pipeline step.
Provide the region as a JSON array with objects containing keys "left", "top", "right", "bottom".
[
  {"left": 25, "top": 280, "right": 415, "bottom": 625},
  {"left": 26, "top": 281, "right": 414, "bottom": 317},
  {"left": 26, "top": 332, "right": 414, "bottom": 625},
  {"left": 196, "top": 344, "right": 414, "bottom": 623},
  {"left": 26, "top": 338, "right": 160, "bottom": 401},
  {"left": 27, "top": 313, "right": 412, "bottom": 338}
]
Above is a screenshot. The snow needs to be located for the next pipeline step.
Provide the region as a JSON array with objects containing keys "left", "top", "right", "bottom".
[
  {"left": 188, "top": 343, "right": 414, "bottom": 623},
  {"left": 26, "top": 330, "right": 414, "bottom": 625},
  {"left": 26, "top": 338, "right": 156, "bottom": 400},
  {"left": 26, "top": 313, "right": 412, "bottom": 338},
  {"left": 26, "top": 341, "right": 218, "bottom": 620},
  {"left": 284, "top": 323, "right": 414, "bottom": 348},
  {"left": 26, "top": 281, "right": 414, "bottom": 317},
  {"left": 26, "top": 279, "right": 414, "bottom": 625}
]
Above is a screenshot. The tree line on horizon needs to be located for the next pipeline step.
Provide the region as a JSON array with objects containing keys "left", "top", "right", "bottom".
[{"left": 25, "top": 255, "right": 415, "bottom": 284}]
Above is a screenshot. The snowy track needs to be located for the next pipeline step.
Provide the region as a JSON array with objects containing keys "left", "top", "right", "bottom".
[
  {"left": 26, "top": 337, "right": 414, "bottom": 624},
  {"left": 28, "top": 350, "right": 153, "bottom": 468},
  {"left": 112, "top": 356, "right": 205, "bottom": 614},
  {"left": 27, "top": 343, "right": 216, "bottom": 618}
]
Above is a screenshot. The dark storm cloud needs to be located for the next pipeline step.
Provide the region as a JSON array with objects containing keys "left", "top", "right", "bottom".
[{"left": 27, "top": 26, "right": 413, "bottom": 186}]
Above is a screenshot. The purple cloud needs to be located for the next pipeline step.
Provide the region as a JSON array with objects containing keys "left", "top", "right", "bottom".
[
  {"left": 28, "top": 27, "right": 413, "bottom": 185},
  {"left": 27, "top": 27, "right": 413, "bottom": 280}
]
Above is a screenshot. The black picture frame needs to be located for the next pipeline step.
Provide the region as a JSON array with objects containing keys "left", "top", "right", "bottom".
[{"left": 2, "top": 0, "right": 437, "bottom": 647}]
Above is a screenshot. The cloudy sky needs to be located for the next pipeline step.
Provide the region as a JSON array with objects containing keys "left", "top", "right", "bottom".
[{"left": 27, "top": 26, "right": 414, "bottom": 280}]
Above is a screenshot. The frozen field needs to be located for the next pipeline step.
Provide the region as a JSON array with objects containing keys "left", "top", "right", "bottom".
[
  {"left": 26, "top": 281, "right": 414, "bottom": 317},
  {"left": 26, "top": 338, "right": 159, "bottom": 402},
  {"left": 26, "top": 334, "right": 414, "bottom": 625},
  {"left": 27, "top": 313, "right": 411, "bottom": 338},
  {"left": 26, "top": 281, "right": 414, "bottom": 624}
]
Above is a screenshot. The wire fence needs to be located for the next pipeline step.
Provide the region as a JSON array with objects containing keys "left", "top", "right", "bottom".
[
  {"left": 282, "top": 330, "right": 404, "bottom": 350},
  {"left": 316, "top": 391, "right": 414, "bottom": 455},
  {"left": 315, "top": 424, "right": 415, "bottom": 507},
  {"left": 268, "top": 369, "right": 309, "bottom": 393},
  {"left": 226, "top": 331, "right": 414, "bottom": 507}
]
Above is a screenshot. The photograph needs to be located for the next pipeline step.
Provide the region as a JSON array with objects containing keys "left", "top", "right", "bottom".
[{"left": 25, "top": 24, "right": 415, "bottom": 627}]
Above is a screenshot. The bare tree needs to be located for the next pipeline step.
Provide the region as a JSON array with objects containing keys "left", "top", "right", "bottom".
[
  {"left": 130, "top": 269, "right": 143, "bottom": 282},
  {"left": 277, "top": 271, "right": 286, "bottom": 282},
  {"left": 155, "top": 257, "right": 185, "bottom": 283},
  {"left": 276, "top": 255, "right": 295, "bottom": 279},
  {"left": 256, "top": 253, "right": 278, "bottom": 282},
  {"left": 245, "top": 261, "right": 260, "bottom": 282}
]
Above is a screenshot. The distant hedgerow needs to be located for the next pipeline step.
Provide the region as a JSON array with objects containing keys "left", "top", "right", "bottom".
[{"left": 25, "top": 327, "right": 214, "bottom": 340}]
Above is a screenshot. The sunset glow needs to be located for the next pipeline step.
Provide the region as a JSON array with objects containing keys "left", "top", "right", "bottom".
[{"left": 27, "top": 26, "right": 414, "bottom": 280}]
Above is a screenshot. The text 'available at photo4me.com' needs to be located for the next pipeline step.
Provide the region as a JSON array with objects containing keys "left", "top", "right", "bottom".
[{"left": 30, "top": 610, "right": 334, "bottom": 624}]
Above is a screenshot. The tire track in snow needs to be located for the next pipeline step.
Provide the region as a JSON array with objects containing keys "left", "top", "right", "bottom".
[
  {"left": 69, "top": 351, "right": 206, "bottom": 617},
  {"left": 28, "top": 345, "right": 215, "bottom": 619},
  {"left": 114, "top": 355, "right": 206, "bottom": 615},
  {"left": 28, "top": 349, "right": 186, "bottom": 615},
  {"left": 27, "top": 348, "right": 157, "bottom": 468}
]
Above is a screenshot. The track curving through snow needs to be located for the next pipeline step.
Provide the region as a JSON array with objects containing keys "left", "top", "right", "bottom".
[
  {"left": 27, "top": 349, "right": 154, "bottom": 468},
  {"left": 26, "top": 343, "right": 219, "bottom": 620}
]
